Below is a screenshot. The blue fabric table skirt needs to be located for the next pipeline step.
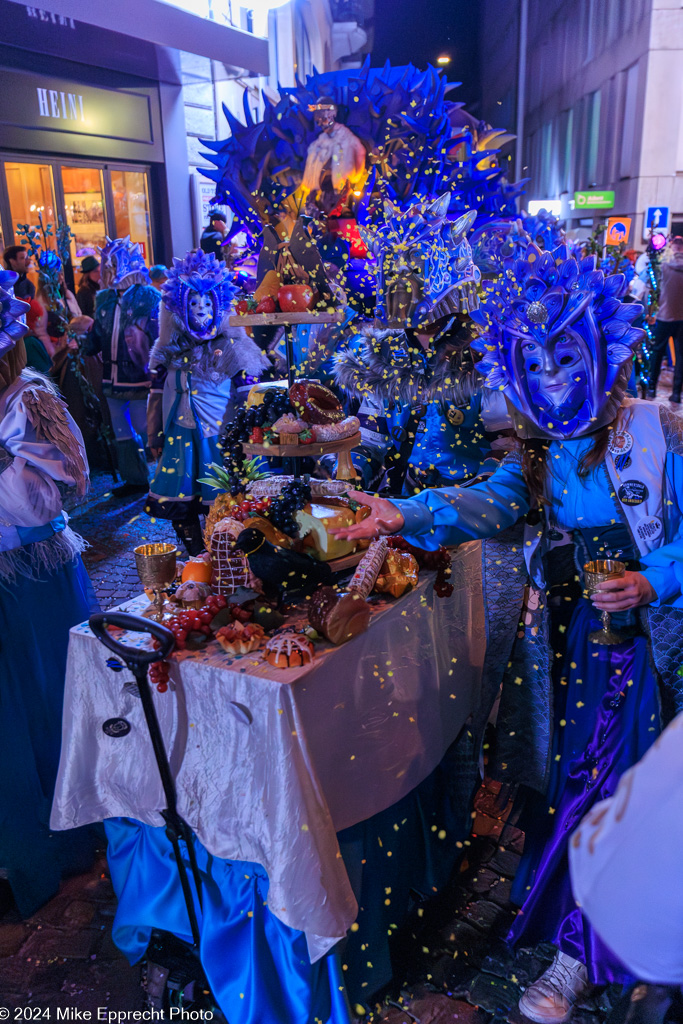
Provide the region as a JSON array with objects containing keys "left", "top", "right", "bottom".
[
  {"left": 105, "top": 729, "right": 478, "bottom": 1021},
  {"left": 0, "top": 555, "right": 101, "bottom": 916}
]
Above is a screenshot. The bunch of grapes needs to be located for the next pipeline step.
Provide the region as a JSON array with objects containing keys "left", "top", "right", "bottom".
[
  {"left": 149, "top": 660, "right": 170, "bottom": 693},
  {"left": 268, "top": 479, "right": 312, "bottom": 537},
  {"left": 220, "top": 418, "right": 250, "bottom": 496}
]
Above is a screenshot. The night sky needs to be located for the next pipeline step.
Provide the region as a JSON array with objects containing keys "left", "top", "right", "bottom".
[{"left": 370, "top": 0, "right": 481, "bottom": 113}]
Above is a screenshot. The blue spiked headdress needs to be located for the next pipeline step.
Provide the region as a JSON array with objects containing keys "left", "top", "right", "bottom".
[
  {"left": 98, "top": 236, "right": 150, "bottom": 289},
  {"left": 359, "top": 194, "right": 480, "bottom": 327},
  {"left": 0, "top": 270, "right": 29, "bottom": 360},
  {"left": 471, "top": 244, "right": 644, "bottom": 439},
  {"left": 162, "top": 249, "right": 237, "bottom": 341}
]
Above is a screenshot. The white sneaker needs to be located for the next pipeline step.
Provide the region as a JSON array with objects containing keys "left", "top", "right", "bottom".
[{"left": 518, "top": 950, "right": 590, "bottom": 1023}]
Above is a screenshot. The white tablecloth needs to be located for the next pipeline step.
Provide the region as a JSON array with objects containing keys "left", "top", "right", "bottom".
[{"left": 52, "top": 541, "right": 485, "bottom": 962}]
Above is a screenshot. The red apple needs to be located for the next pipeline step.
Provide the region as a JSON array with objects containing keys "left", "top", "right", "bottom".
[{"left": 277, "top": 284, "right": 314, "bottom": 313}]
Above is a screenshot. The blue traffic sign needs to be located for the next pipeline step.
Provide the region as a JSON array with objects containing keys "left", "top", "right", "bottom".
[{"left": 645, "top": 206, "right": 670, "bottom": 230}]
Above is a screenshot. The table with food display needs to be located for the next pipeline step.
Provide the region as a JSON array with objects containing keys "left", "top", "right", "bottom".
[{"left": 51, "top": 312, "right": 487, "bottom": 1021}]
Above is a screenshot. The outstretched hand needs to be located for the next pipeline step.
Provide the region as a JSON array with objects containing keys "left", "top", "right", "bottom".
[{"left": 332, "top": 489, "right": 405, "bottom": 541}]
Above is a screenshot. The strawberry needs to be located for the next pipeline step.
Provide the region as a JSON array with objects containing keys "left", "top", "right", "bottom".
[{"left": 255, "top": 295, "right": 277, "bottom": 314}]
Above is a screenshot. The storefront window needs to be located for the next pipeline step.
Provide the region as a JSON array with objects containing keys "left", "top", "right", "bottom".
[
  {"left": 61, "top": 166, "right": 107, "bottom": 266},
  {"left": 5, "top": 161, "right": 56, "bottom": 235},
  {"left": 111, "top": 169, "right": 153, "bottom": 265}
]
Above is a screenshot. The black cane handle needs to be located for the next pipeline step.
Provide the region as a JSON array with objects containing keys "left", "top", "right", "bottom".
[{"left": 89, "top": 612, "right": 175, "bottom": 668}]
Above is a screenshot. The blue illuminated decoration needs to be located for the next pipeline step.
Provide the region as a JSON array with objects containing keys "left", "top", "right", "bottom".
[
  {"left": 359, "top": 194, "right": 480, "bottom": 327},
  {"left": 0, "top": 270, "right": 29, "bottom": 359}
]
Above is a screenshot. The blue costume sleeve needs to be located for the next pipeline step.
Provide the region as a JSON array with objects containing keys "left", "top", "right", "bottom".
[
  {"left": 392, "top": 455, "right": 530, "bottom": 550},
  {"left": 640, "top": 452, "right": 683, "bottom": 607}
]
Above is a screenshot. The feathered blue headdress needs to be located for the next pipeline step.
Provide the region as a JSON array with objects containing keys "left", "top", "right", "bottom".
[
  {"left": 471, "top": 244, "right": 644, "bottom": 439},
  {"left": 99, "top": 236, "right": 149, "bottom": 289},
  {"left": 359, "top": 194, "right": 480, "bottom": 327},
  {"left": 162, "top": 249, "right": 236, "bottom": 341},
  {"left": 0, "top": 270, "right": 29, "bottom": 360}
]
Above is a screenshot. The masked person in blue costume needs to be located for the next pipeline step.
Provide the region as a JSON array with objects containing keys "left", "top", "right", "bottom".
[
  {"left": 0, "top": 270, "right": 99, "bottom": 916},
  {"left": 334, "top": 196, "right": 496, "bottom": 493},
  {"left": 85, "top": 237, "right": 159, "bottom": 496},
  {"left": 334, "top": 245, "right": 683, "bottom": 1024},
  {"left": 145, "top": 249, "right": 269, "bottom": 555}
]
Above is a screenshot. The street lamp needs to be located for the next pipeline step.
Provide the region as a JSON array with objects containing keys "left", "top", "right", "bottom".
[{"left": 436, "top": 55, "right": 451, "bottom": 65}]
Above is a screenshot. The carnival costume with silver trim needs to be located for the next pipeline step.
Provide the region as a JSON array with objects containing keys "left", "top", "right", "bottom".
[
  {"left": 391, "top": 245, "right": 683, "bottom": 987},
  {"left": 146, "top": 249, "right": 269, "bottom": 549}
]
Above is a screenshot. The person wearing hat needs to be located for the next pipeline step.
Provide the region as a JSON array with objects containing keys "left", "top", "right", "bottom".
[
  {"left": 76, "top": 255, "right": 101, "bottom": 318},
  {"left": 149, "top": 264, "right": 168, "bottom": 291},
  {"left": 200, "top": 210, "right": 229, "bottom": 260},
  {"left": 647, "top": 235, "right": 683, "bottom": 403}
]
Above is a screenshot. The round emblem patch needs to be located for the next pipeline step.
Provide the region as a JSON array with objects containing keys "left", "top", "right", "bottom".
[
  {"left": 635, "top": 516, "right": 663, "bottom": 544},
  {"left": 447, "top": 407, "right": 465, "bottom": 426},
  {"left": 608, "top": 430, "right": 634, "bottom": 457},
  {"left": 618, "top": 481, "right": 649, "bottom": 506},
  {"left": 102, "top": 718, "right": 131, "bottom": 738}
]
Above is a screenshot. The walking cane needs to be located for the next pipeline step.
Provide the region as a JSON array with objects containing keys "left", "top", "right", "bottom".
[{"left": 89, "top": 611, "right": 203, "bottom": 949}]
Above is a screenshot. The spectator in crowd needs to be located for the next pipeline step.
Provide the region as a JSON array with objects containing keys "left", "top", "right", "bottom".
[
  {"left": 2, "top": 245, "right": 35, "bottom": 301},
  {"left": 76, "top": 255, "right": 101, "bottom": 318},
  {"left": 200, "top": 210, "right": 229, "bottom": 260},
  {"left": 149, "top": 264, "right": 168, "bottom": 291},
  {"left": 0, "top": 268, "right": 99, "bottom": 917},
  {"left": 647, "top": 235, "right": 683, "bottom": 403}
]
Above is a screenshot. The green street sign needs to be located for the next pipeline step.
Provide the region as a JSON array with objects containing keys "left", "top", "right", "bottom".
[{"left": 574, "top": 190, "right": 615, "bottom": 210}]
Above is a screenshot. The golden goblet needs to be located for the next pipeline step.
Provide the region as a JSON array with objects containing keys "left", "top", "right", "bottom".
[
  {"left": 134, "top": 542, "right": 177, "bottom": 621},
  {"left": 583, "top": 559, "right": 626, "bottom": 645}
]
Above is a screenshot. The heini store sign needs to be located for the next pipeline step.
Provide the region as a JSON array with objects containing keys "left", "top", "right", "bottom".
[
  {"left": 36, "top": 87, "right": 85, "bottom": 122},
  {"left": 0, "top": 68, "right": 152, "bottom": 143},
  {"left": 574, "top": 190, "right": 615, "bottom": 210}
]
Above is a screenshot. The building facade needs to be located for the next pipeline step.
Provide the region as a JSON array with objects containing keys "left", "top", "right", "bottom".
[
  {"left": 0, "top": 0, "right": 369, "bottom": 274},
  {"left": 479, "top": 0, "right": 683, "bottom": 242}
]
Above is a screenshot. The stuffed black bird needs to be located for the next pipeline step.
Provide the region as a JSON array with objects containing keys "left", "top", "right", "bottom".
[{"left": 236, "top": 528, "right": 333, "bottom": 606}]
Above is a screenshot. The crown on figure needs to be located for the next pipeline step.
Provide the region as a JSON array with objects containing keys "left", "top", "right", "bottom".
[
  {"left": 98, "top": 236, "right": 149, "bottom": 288},
  {"left": 0, "top": 270, "right": 29, "bottom": 360}
]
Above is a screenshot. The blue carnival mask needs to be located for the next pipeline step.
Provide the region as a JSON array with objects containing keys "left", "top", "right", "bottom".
[
  {"left": 162, "top": 249, "right": 236, "bottom": 341},
  {"left": 359, "top": 194, "right": 480, "bottom": 328},
  {"left": 98, "top": 236, "right": 150, "bottom": 289},
  {"left": 471, "top": 245, "right": 645, "bottom": 439},
  {"left": 0, "top": 270, "right": 29, "bottom": 360}
]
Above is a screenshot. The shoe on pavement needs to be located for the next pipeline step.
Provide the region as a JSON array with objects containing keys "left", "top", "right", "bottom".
[
  {"left": 646, "top": 388, "right": 657, "bottom": 400},
  {"left": 669, "top": 393, "right": 681, "bottom": 405},
  {"left": 518, "top": 950, "right": 590, "bottom": 1024}
]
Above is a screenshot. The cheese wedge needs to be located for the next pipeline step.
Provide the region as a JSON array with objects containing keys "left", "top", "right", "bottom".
[{"left": 295, "top": 503, "right": 356, "bottom": 561}]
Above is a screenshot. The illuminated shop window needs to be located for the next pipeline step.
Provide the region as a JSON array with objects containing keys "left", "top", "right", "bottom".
[
  {"left": 111, "top": 169, "right": 153, "bottom": 265},
  {"left": 61, "top": 166, "right": 107, "bottom": 265}
]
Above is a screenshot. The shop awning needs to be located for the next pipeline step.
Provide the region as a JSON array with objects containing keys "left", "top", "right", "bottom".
[{"left": 5, "top": 0, "right": 269, "bottom": 76}]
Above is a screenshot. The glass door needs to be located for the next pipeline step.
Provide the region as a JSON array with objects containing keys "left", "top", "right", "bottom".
[
  {"left": 4, "top": 160, "right": 57, "bottom": 293},
  {"left": 110, "top": 168, "right": 153, "bottom": 265},
  {"left": 60, "top": 165, "right": 107, "bottom": 266}
]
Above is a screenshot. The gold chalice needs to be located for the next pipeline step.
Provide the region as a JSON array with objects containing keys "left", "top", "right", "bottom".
[
  {"left": 583, "top": 559, "right": 626, "bottom": 646},
  {"left": 134, "top": 543, "right": 177, "bottom": 621}
]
